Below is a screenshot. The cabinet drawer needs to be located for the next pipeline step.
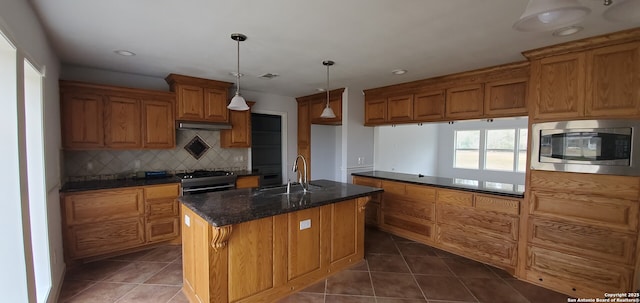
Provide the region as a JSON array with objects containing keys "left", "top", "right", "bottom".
[
  {"left": 530, "top": 170, "right": 639, "bottom": 200},
  {"left": 436, "top": 224, "right": 517, "bottom": 267},
  {"left": 437, "top": 189, "right": 473, "bottom": 207},
  {"left": 529, "top": 190, "right": 639, "bottom": 232},
  {"left": 381, "top": 180, "right": 406, "bottom": 195},
  {"left": 144, "top": 184, "right": 179, "bottom": 199},
  {"left": 352, "top": 176, "right": 381, "bottom": 188},
  {"left": 67, "top": 217, "right": 145, "bottom": 258},
  {"left": 64, "top": 188, "right": 144, "bottom": 225},
  {"left": 146, "top": 198, "right": 178, "bottom": 219},
  {"left": 525, "top": 245, "right": 633, "bottom": 298},
  {"left": 383, "top": 198, "right": 434, "bottom": 221},
  {"left": 437, "top": 204, "right": 518, "bottom": 241},
  {"left": 381, "top": 212, "right": 434, "bottom": 240},
  {"left": 475, "top": 195, "right": 519, "bottom": 216},
  {"left": 405, "top": 184, "right": 436, "bottom": 202},
  {"left": 528, "top": 218, "right": 637, "bottom": 265},
  {"left": 147, "top": 217, "right": 180, "bottom": 243}
]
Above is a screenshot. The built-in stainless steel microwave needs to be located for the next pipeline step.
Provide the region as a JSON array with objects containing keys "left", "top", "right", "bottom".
[{"left": 531, "top": 119, "right": 640, "bottom": 176}]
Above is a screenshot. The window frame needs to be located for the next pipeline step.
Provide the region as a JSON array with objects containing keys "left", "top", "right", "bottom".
[{"left": 453, "top": 127, "right": 528, "bottom": 173}]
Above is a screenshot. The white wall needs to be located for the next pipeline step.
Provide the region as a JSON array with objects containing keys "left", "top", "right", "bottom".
[
  {"left": 373, "top": 123, "right": 439, "bottom": 176},
  {"left": 342, "top": 86, "right": 375, "bottom": 182},
  {"left": 311, "top": 124, "right": 339, "bottom": 180},
  {"left": 0, "top": 1, "right": 63, "bottom": 302}
]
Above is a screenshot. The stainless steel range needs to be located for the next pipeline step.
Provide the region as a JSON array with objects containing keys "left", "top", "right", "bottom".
[{"left": 176, "top": 170, "right": 237, "bottom": 195}]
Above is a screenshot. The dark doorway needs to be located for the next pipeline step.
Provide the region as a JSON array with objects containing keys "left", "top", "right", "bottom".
[{"left": 251, "top": 113, "right": 283, "bottom": 187}]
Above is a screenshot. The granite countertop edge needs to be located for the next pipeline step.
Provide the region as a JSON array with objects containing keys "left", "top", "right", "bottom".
[{"left": 351, "top": 171, "right": 524, "bottom": 199}]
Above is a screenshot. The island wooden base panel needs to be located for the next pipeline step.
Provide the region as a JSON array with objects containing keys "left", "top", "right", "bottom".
[{"left": 181, "top": 197, "right": 368, "bottom": 303}]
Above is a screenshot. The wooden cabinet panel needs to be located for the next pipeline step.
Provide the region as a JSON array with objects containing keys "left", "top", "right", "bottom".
[
  {"left": 528, "top": 217, "right": 636, "bottom": 265},
  {"left": 529, "top": 170, "right": 640, "bottom": 201},
  {"left": 297, "top": 100, "right": 311, "bottom": 180},
  {"left": 64, "top": 189, "right": 143, "bottom": 225},
  {"left": 61, "top": 92, "right": 104, "bottom": 149},
  {"left": 475, "top": 195, "right": 520, "bottom": 216},
  {"left": 220, "top": 101, "right": 253, "bottom": 148},
  {"left": 531, "top": 53, "right": 585, "bottom": 120},
  {"left": 144, "top": 183, "right": 180, "bottom": 200},
  {"left": 414, "top": 90, "right": 445, "bottom": 121},
  {"left": 142, "top": 99, "right": 175, "bottom": 148},
  {"left": 529, "top": 190, "right": 639, "bottom": 232},
  {"left": 484, "top": 78, "right": 528, "bottom": 116},
  {"left": 352, "top": 176, "right": 381, "bottom": 188},
  {"left": 104, "top": 96, "right": 142, "bottom": 148},
  {"left": 146, "top": 217, "right": 179, "bottom": 243},
  {"left": 236, "top": 175, "right": 260, "bottom": 189},
  {"left": 437, "top": 189, "right": 473, "bottom": 207},
  {"left": 525, "top": 246, "right": 633, "bottom": 298},
  {"left": 67, "top": 217, "right": 145, "bottom": 258},
  {"left": 146, "top": 198, "right": 178, "bottom": 220},
  {"left": 364, "top": 202, "right": 380, "bottom": 226},
  {"left": 286, "top": 208, "right": 321, "bottom": 280},
  {"left": 436, "top": 224, "right": 517, "bottom": 267},
  {"left": 176, "top": 85, "right": 204, "bottom": 120},
  {"left": 181, "top": 206, "right": 214, "bottom": 303},
  {"left": 330, "top": 200, "right": 358, "bottom": 263},
  {"left": 203, "top": 88, "right": 229, "bottom": 122},
  {"left": 437, "top": 204, "right": 518, "bottom": 241},
  {"left": 585, "top": 42, "right": 640, "bottom": 117},
  {"left": 381, "top": 212, "right": 434, "bottom": 240},
  {"left": 144, "top": 184, "right": 180, "bottom": 243},
  {"left": 383, "top": 197, "right": 434, "bottom": 222},
  {"left": 310, "top": 96, "right": 342, "bottom": 125},
  {"left": 445, "top": 84, "right": 484, "bottom": 119},
  {"left": 364, "top": 98, "right": 387, "bottom": 125},
  {"left": 387, "top": 94, "right": 414, "bottom": 122}
]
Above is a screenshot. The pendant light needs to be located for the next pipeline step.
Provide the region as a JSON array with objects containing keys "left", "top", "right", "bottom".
[
  {"left": 513, "top": 0, "right": 590, "bottom": 32},
  {"left": 320, "top": 60, "right": 336, "bottom": 119},
  {"left": 603, "top": 0, "right": 640, "bottom": 23},
  {"left": 227, "top": 33, "right": 250, "bottom": 111}
]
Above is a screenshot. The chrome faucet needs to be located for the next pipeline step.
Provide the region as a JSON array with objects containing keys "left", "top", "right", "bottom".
[{"left": 292, "top": 154, "right": 309, "bottom": 193}]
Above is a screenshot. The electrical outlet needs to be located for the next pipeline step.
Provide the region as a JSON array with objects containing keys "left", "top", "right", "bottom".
[
  {"left": 299, "top": 219, "right": 311, "bottom": 230},
  {"left": 184, "top": 214, "right": 191, "bottom": 227}
]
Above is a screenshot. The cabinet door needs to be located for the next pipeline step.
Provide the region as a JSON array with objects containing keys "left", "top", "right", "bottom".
[
  {"left": 203, "top": 87, "right": 229, "bottom": 122},
  {"left": 176, "top": 85, "right": 204, "bottom": 120},
  {"left": 414, "top": 90, "right": 445, "bottom": 121},
  {"left": 364, "top": 98, "right": 387, "bottom": 125},
  {"left": 445, "top": 84, "right": 484, "bottom": 119},
  {"left": 387, "top": 94, "right": 414, "bottom": 122},
  {"left": 64, "top": 188, "right": 144, "bottom": 225},
  {"left": 104, "top": 95, "right": 142, "bottom": 148},
  {"left": 310, "top": 97, "right": 342, "bottom": 125},
  {"left": 484, "top": 78, "right": 528, "bottom": 116},
  {"left": 330, "top": 200, "right": 358, "bottom": 265},
  {"left": 220, "top": 102, "right": 252, "bottom": 148},
  {"left": 531, "top": 53, "right": 585, "bottom": 120},
  {"left": 142, "top": 99, "right": 175, "bottom": 149},
  {"left": 61, "top": 92, "right": 104, "bottom": 149},
  {"left": 67, "top": 217, "right": 145, "bottom": 258},
  {"left": 147, "top": 217, "right": 180, "bottom": 243},
  {"left": 585, "top": 42, "right": 640, "bottom": 118}
]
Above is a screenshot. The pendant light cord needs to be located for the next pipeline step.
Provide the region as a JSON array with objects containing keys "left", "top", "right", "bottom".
[
  {"left": 326, "top": 63, "right": 330, "bottom": 108},
  {"left": 236, "top": 38, "right": 241, "bottom": 95}
]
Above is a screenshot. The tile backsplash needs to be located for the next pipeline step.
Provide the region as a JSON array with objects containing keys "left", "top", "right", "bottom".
[{"left": 63, "top": 130, "right": 248, "bottom": 180}]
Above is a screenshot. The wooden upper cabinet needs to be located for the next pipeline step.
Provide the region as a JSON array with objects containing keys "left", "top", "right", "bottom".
[
  {"left": 484, "top": 78, "right": 528, "bottom": 117},
  {"left": 364, "top": 98, "right": 387, "bottom": 125},
  {"left": 61, "top": 92, "right": 104, "bottom": 149},
  {"left": 310, "top": 96, "right": 342, "bottom": 125},
  {"left": 297, "top": 100, "right": 311, "bottom": 180},
  {"left": 165, "top": 74, "right": 233, "bottom": 123},
  {"left": 204, "top": 87, "right": 229, "bottom": 122},
  {"left": 530, "top": 52, "right": 586, "bottom": 120},
  {"left": 142, "top": 99, "right": 175, "bottom": 149},
  {"left": 104, "top": 95, "right": 142, "bottom": 148},
  {"left": 414, "top": 90, "right": 445, "bottom": 121},
  {"left": 387, "top": 94, "right": 414, "bottom": 122},
  {"left": 221, "top": 101, "right": 254, "bottom": 148},
  {"left": 445, "top": 84, "right": 484, "bottom": 119},
  {"left": 585, "top": 42, "right": 640, "bottom": 118}
]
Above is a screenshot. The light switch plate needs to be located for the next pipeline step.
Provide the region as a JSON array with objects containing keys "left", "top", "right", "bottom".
[
  {"left": 299, "top": 219, "right": 311, "bottom": 230},
  {"left": 184, "top": 214, "right": 191, "bottom": 227}
]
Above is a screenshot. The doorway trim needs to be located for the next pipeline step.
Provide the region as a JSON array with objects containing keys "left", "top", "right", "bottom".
[{"left": 249, "top": 109, "right": 288, "bottom": 186}]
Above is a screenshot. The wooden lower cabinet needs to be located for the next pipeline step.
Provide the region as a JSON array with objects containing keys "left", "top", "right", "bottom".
[
  {"left": 181, "top": 197, "right": 368, "bottom": 303},
  {"left": 436, "top": 223, "right": 518, "bottom": 267},
  {"left": 61, "top": 183, "right": 180, "bottom": 261},
  {"left": 236, "top": 175, "right": 260, "bottom": 189},
  {"left": 352, "top": 176, "right": 381, "bottom": 226}
]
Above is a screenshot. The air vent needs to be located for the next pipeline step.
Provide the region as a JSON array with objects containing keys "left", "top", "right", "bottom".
[{"left": 259, "top": 73, "right": 279, "bottom": 79}]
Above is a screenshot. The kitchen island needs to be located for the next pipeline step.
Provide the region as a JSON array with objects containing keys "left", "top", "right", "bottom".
[{"left": 178, "top": 179, "right": 382, "bottom": 303}]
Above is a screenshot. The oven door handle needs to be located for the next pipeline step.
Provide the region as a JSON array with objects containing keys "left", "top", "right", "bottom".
[{"left": 182, "top": 184, "right": 235, "bottom": 194}]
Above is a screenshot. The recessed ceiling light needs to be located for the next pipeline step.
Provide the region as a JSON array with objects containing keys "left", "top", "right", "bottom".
[
  {"left": 316, "top": 88, "right": 326, "bottom": 92},
  {"left": 114, "top": 50, "right": 135, "bottom": 56},
  {"left": 552, "top": 26, "right": 583, "bottom": 37},
  {"left": 259, "top": 73, "right": 279, "bottom": 79},
  {"left": 392, "top": 69, "right": 407, "bottom": 75}
]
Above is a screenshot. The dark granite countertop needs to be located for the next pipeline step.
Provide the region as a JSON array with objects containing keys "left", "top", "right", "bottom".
[
  {"left": 179, "top": 179, "right": 383, "bottom": 227},
  {"left": 60, "top": 176, "right": 180, "bottom": 192},
  {"left": 351, "top": 171, "right": 524, "bottom": 198}
]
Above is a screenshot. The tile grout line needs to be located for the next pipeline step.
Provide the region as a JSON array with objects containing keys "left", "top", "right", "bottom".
[
  {"left": 394, "top": 238, "right": 429, "bottom": 302},
  {"left": 438, "top": 253, "right": 480, "bottom": 303},
  {"left": 487, "top": 266, "right": 533, "bottom": 303}
]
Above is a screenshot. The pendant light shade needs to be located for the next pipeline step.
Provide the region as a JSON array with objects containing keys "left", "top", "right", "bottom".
[
  {"left": 228, "top": 33, "right": 250, "bottom": 111},
  {"left": 603, "top": 0, "right": 640, "bottom": 23},
  {"left": 320, "top": 60, "right": 336, "bottom": 119},
  {"left": 513, "top": 0, "right": 590, "bottom": 32}
]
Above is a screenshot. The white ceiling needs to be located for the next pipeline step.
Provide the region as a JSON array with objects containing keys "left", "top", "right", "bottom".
[{"left": 29, "top": 0, "right": 640, "bottom": 97}]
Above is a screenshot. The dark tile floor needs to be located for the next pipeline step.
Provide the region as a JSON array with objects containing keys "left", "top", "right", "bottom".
[{"left": 58, "top": 228, "right": 569, "bottom": 302}]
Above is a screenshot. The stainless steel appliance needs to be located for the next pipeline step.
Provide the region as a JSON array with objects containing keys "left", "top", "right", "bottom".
[
  {"left": 531, "top": 119, "right": 640, "bottom": 176},
  {"left": 176, "top": 170, "right": 237, "bottom": 195}
]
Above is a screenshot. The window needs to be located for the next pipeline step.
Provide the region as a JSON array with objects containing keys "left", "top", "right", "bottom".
[{"left": 454, "top": 128, "right": 528, "bottom": 173}]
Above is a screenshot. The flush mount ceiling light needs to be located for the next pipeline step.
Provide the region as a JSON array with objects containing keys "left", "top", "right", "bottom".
[
  {"left": 391, "top": 69, "right": 407, "bottom": 75},
  {"left": 114, "top": 50, "right": 135, "bottom": 56},
  {"left": 513, "top": 0, "right": 590, "bottom": 32},
  {"left": 320, "top": 60, "right": 336, "bottom": 119},
  {"left": 227, "top": 33, "right": 250, "bottom": 111},
  {"left": 603, "top": 0, "right": 640, "bottom": 23},
  {"left": 552, "top": 25, "right": 583, "bottom": 36}
]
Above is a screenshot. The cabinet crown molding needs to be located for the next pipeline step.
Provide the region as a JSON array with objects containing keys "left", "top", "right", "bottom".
[{"left": 165, "top": 73, "right": 233, "bottom": 89}]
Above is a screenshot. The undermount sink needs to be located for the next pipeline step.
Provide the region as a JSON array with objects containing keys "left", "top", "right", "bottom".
[{"left": 255, "top": 183, "right": 324, "bottom": 196}]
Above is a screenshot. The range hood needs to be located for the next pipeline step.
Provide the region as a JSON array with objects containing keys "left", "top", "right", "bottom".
[{"left": 176, "top": 121, "right": 232, "bottom": 130}]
